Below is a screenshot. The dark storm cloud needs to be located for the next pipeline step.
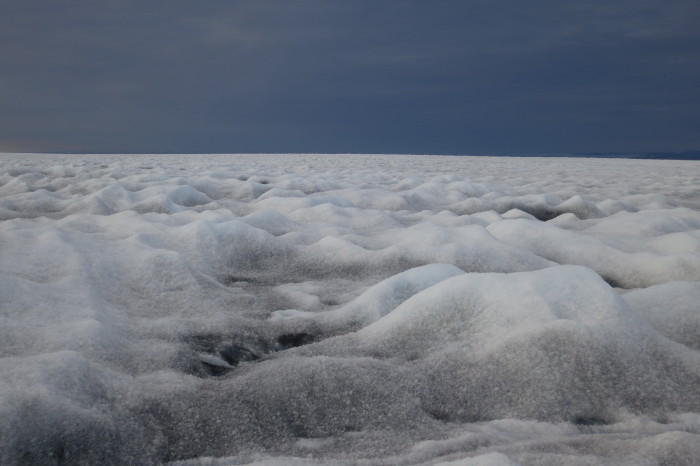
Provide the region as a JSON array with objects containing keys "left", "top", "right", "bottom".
[{"left": 1, "top": 0, "right": 699, "bottom": 154}]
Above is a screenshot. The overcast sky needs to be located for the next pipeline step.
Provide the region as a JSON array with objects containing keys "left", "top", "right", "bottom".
[{"left": 1, "top": 0, "right": 699, "bottom": 155}]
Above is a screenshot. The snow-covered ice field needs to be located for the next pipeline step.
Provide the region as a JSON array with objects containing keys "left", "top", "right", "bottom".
[{"left": 1, "top": 153, "right": 700, "bottom": 465}]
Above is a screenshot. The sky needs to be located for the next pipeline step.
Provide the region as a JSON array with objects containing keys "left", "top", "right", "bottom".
[{"left": 1, "top": 0, "right": 699, "bottom": 155}]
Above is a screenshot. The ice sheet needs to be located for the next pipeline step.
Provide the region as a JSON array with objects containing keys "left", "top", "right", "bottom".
[{"left": 1, "top": 153, "right": 699, "bottom": 465}]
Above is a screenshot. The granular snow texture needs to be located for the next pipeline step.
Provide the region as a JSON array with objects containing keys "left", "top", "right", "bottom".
[{"left": 1, "top": 153, "right": 699, "bottom": 465}]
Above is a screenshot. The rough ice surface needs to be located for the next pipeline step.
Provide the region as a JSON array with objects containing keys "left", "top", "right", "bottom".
[{"left": 1, "top": 153, "right": 699, "bottom": 465}]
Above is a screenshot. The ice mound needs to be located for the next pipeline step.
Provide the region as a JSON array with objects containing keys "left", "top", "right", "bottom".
[
  {"left": 488, "top": 218, "right": 700, "bottom": 288},
  {"left": 624, "top": 281, "right": 700, "bottom": 350},
  {"left": 0, "top": 351, "right": 160, "bottom": 465},
  {"left": 1, "top": 153, "right": 699, "bottom": 465},
  {"left": 270, "top": 263, "right": 467, "bottom": 332},
  {"left": 294, "top": 265, "right": 700, "bottom": 424}
]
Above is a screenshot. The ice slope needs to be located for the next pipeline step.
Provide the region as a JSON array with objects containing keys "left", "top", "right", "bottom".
[{"left": 1, "top": 153, "right": 699, "bottom": 465}]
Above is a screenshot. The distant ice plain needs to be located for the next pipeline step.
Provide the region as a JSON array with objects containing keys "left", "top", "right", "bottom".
[{"left": 1, "top": 153, "right": 699, "bottom": 465}]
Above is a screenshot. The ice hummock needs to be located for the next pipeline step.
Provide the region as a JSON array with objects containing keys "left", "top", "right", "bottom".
[{"left": 1, "top": 153, "right": 699, "bottom": 465}]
